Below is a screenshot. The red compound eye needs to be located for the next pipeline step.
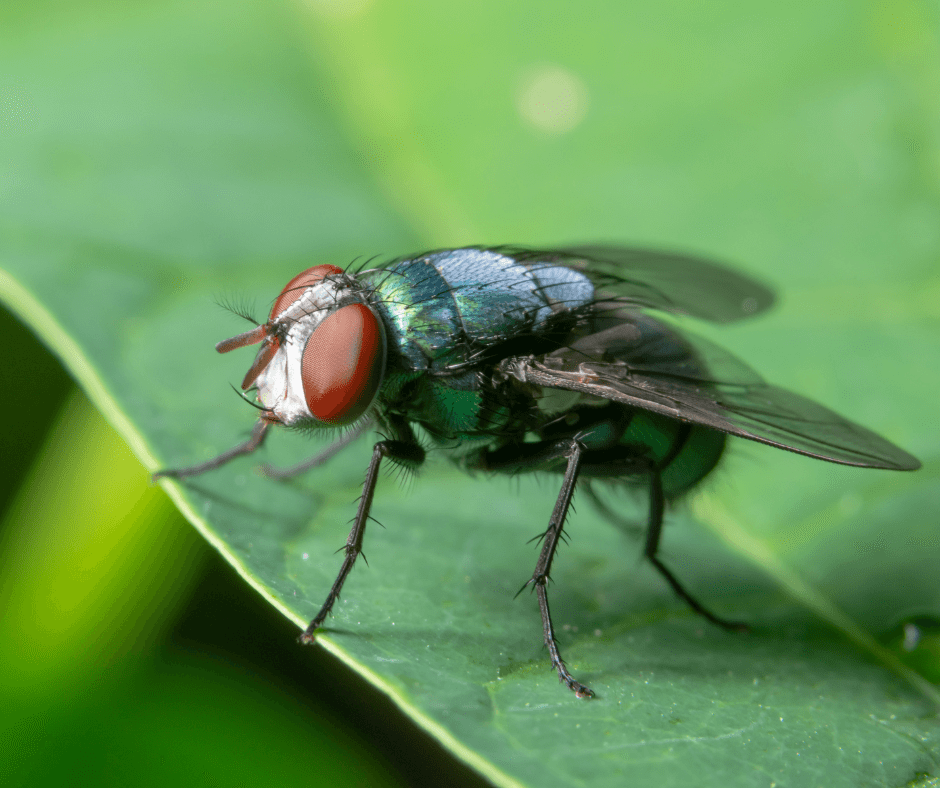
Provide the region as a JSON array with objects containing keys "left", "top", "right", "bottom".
[
  {"left": 300, "top": 303, "right": 386, "bottom": 425},
  {"left": 270, "top": 264, "right": 344, "bottom": 319}
]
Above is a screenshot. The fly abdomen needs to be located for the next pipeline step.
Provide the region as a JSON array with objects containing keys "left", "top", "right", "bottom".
[{"left": 619, "top": 410, "right": 726, "bottom": 496}]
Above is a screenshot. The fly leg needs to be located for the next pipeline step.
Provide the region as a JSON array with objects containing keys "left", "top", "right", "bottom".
[
  {"left": 645, "top": 469, "right": 748, "bottom": 632},
  {"left": 300, "top": 438, "right": 424, "bottom": 643},
  {"left": 153, "top": 418, "right": 273, "bottom": 479},
  {"left": 483, "top": 438, "right": 594, "bottom": 698},
  {"left": 529, "top": 440, "right": 594, "bottom": 697},
  {"left": 260, "top": 419, "right": 372, "bottom": 479}
]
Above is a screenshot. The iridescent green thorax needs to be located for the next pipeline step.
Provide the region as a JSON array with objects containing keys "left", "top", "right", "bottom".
[{"left": 362, "top": 248, "right": 594, "bottom": 442}]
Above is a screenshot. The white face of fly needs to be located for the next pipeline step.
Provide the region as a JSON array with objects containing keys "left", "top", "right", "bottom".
[{"left": 254, "top": 277, "right": 361, "bottom": 426}]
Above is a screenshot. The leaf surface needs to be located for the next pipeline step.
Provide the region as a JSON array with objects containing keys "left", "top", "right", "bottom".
[{"left": 2, "top": 1, "right": 938, "bottom": 786}]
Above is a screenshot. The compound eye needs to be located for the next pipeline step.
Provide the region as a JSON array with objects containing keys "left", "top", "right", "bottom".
[
  {"left": 300, "top": 303, "right": 386, "bottom": 425},
  {"left": 270, "top": 264, "right": 344, "bottom": 319}
]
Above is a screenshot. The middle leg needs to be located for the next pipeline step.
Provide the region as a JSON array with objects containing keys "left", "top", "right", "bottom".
[{"left": 300, "top": 437, "right": 424, "bottom": 642}]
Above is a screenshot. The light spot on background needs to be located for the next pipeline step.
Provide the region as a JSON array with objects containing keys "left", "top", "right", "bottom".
[
  {"left": 302, "top": 0, "right": 372, "bottom": 19},
  {"left": 517, "top": 64, "right": 589, "bottom": 135}
]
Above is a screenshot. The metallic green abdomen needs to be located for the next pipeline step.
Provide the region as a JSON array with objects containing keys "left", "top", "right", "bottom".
[{"left": 621, "top": 411, "right": 726, "bottom": 495}]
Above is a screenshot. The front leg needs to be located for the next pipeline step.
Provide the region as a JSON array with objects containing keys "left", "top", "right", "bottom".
[
  {"left": 153, "top": 418, "right": 273, "bottom": 479},
  {"left": 300, "top": 437, "right": 424, "bottom": 642}
]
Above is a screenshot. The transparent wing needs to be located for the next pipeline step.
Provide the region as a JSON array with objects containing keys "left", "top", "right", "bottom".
[
  {"left": 508, "top": 314, "right": 920, "bottom": 471},
  {"left": 492, "top": 244, "right": 776, "bottom": 324}
]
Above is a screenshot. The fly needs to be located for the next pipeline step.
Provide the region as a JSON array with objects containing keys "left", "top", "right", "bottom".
[{"left": 155, "top": 246, "right": 921, "bottom": 699}]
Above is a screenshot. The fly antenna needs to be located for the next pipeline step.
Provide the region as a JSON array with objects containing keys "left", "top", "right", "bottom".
[
  {"left": 215, "top": 325, "right": 267, "bottom": 354},
  {"left": 215, "top": 294, "right": 260, "bottom": 326}
]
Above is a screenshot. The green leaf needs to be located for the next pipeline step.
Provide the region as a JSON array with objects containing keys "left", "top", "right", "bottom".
[{"left": 2, "top": 1, "right": 938, "bottom": 787}]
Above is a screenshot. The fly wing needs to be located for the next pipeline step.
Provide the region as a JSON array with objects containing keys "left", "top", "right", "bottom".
[
  {"left": 508, "top": 315, "right": 920, "bottom": 471},
  {"left": 492, "top": 245, "right": 776, "bottom": 324}
]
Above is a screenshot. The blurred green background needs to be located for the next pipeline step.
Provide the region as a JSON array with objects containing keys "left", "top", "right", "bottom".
[
  {"left": 0, "top": 309, "right": 486, "bottom": 787},
  {"left": 1, "top": 1, "right": 938, "bottom": 787}
]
